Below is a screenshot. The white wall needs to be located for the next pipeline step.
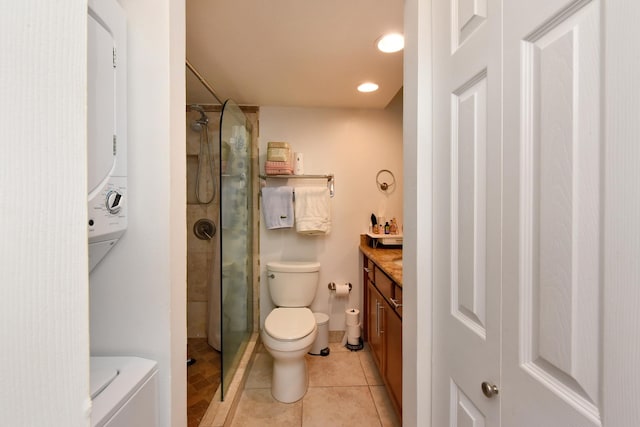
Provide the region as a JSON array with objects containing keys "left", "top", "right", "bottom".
[
  {"left": 89, "top": 1, "right": 186, "bottom": 427},
  {"left": 403, "top": 0, "right": 433, "bottom": 424},
  {"left": 0, "top": 2, "right": 89, "bottom": 426},
  {"left": 168, "top": 0, "right": 187, "bottom": 425},
  {"left": 259, "top": 106, "right": 403, "bottom": 330}
]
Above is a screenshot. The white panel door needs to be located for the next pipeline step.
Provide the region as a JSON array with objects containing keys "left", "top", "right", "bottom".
[
  {"left": 431, "top": 0, "right": 640, "bottom": 425},
  {"left": 502, "top": 0, "right": 603, "bottom": 425},
  {"left": 432, "top": 0, "right": 502, "bottom": 424}
]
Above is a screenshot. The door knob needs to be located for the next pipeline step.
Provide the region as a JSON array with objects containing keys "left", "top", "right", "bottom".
[{"left": 481, "top": 381, "right": 499, "bottom": 398}]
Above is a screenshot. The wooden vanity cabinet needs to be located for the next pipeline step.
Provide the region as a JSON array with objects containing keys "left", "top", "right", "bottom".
[
  {"left": 385, "top": 303, "right": 402, "bottom": 412},
  {"left": 367, "top": 280, "right": 385, "bottom": 368},
  {"left": 394, "top": 286, "right": 403, "bottom": 318},
  {"left": 363, "top": 254, "right": 403, "bottom": 419}
]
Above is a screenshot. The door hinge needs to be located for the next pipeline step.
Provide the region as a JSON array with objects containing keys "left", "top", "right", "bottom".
[
  {"left": 113, "top": 135, "right": 117, "bottom": 155},
  {"left": 113, "top": 47, "right": 117, "bottom": 68}
]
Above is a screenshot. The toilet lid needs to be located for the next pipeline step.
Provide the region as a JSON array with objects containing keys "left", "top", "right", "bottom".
[{"left": 264, "top": 308, "right": 316, "bottom": 341}]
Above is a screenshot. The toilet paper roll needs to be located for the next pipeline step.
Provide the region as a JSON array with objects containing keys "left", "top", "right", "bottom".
[
  {"left": 347, "top": 324, "right": 361, "bottom": 345},
  {"left": 347, "top": 324, "right": 361, "bottom": 338},
  {"left": 345, "top": 308, "right": 360, "bottom": 326},
  {"left": 335, "top": 283, "right": 350, "bottom": 297},
  {"left": 294, "top": 152, "right": 304, "bottom": 175}
]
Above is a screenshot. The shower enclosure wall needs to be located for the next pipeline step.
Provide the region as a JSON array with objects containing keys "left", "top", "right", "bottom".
[
  {"left": 186, "top": 102, "right": 259, "bottom": 400},
  {"left": 186, "top": 108, "right": 221, "bottom": 343}
]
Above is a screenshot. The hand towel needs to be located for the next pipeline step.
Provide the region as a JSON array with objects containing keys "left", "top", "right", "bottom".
[
  {"left": 294, "top": 187, "right": 331, "bottom": 235},
  {"left": 265, "top": 166, "right": 293, "bottom": 175},
  {"left": 261, "top": 186, "right": 294, "bottom": 229},
  {"left": 265, "top": 159, "right": 293, "bottom": 175},
  {"left": 265, "top": 160, "right": 293, "bottom": 169}
]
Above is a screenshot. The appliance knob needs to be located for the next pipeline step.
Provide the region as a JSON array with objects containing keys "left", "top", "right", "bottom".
[{"left": 105, "top": 190, "right": 123, "bottom": 214}]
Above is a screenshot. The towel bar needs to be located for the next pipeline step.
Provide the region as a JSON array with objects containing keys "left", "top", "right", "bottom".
[{"left": 259, "top": 173, "right": 335, "bottom": 198}]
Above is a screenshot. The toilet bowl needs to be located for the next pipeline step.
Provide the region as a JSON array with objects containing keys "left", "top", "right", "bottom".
[
  {"left": 261, "top": 307, "right": 318, "bottom": 402},
  {"left": 262, "top": 261, "right": 321, "bottom": 403}
]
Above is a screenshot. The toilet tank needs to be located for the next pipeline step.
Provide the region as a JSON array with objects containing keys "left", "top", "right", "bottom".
[{"left": 267, "top": 261, "right": 320, "bottom": 307}]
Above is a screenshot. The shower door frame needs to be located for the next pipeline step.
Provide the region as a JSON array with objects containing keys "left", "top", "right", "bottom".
[{"left": 218, "top": 101, "right": 259, "bottom": 400}]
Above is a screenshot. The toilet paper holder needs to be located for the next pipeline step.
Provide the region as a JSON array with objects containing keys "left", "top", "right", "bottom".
[{"left": 328, "top": 282, "right": 352, "bottom": 292}]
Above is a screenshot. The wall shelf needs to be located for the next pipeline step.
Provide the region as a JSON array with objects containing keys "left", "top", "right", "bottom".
[{"left": 259, "top": 173, "right": 335, "bottom": 197}]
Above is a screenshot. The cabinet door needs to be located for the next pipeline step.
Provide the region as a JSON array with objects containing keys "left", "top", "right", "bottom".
[
  {"left": 385, "top": 304, "right": 403, "bottom": 417},
  {"left": 363, "top": 255, "right": 372, "bottom": 341},
  {"left": 367, "top": 280, "right": 385, "bottom": 368}
]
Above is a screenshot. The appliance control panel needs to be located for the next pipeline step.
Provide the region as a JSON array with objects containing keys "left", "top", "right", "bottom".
[{"left": 88, "top": 176, "right": 127, "bottom": 244}]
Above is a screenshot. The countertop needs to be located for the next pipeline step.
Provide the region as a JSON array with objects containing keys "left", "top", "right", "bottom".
[{"left": 359, "top": 235, "right": 403, "bottom": 286}]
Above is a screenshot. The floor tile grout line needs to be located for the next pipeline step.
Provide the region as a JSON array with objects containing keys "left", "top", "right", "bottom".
[
  {"left": 367, "top": 384, "right": 386, "bottom": 427},
  {"left": 247, "top": 384, "right": 376, "bottom": 391},
  {"left": 300, "top": 390, "right": 304, "bottom": 427},
  {"left": 306, "top": 384, "right": 372, "bottom": 389},
  {"left": 356, "top": 349, "right": 375, "bottom": 386}
]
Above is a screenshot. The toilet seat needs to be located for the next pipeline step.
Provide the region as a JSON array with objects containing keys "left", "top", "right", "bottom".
[{"left": 264, "top": 308, "right": 315, "bottom": 341}]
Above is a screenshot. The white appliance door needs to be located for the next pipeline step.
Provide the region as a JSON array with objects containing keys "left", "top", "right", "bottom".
[{"left": 87, "top": 12, "right": 116, "bottom": 194}]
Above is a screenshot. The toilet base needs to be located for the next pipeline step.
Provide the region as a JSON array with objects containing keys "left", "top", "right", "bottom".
[
  {"left": 261, "top": 316, "right": 317, "bottom": 404},
  {"left": 271, "top": 356, "right": 309, "bottom": 403},
  {"left": 261, "top": 326, "right": 317, "bottom": 404}
]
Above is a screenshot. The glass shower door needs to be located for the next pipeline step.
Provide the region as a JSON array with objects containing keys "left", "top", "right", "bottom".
[{"left": 219, "top": 99, "right": 253, "bottom": 399}]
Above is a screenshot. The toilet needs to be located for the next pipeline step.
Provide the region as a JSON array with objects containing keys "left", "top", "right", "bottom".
[{"left": 261, "top": 261, "right": 320, "bottom": 403}]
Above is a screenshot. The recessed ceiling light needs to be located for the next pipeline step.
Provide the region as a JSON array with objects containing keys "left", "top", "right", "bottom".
[
  {"left": 376, "top": 33, "right": 404, "bottom": 53},
  {"left": 357, "top": 82, "right": 379, "bottom": 93}
]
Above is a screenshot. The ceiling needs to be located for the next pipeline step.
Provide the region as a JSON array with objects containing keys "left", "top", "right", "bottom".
[{"left": 185, "top": 0, "right": 404, "bottom": 109}]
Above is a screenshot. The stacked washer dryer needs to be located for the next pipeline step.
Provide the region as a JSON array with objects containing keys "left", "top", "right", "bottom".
[
  {"left": 87, "top": 0, "right": 128, "bottom": 272},
  {"left": 88, "top": 0, "right": 158, "bottom": 425}
]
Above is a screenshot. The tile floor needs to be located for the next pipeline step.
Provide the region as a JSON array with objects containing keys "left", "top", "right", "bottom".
[
  {"left": 227, "top": 341, "right": 401, "bottom": 427},
  {"left": 187, "top": 338, "right": 221, "bottom": 427}
]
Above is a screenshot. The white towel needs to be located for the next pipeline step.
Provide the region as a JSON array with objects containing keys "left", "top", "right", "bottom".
[
  {"left": 261, "top": 186, "right": 294, "bottom": 229},
  {"left": 294, "top": 187, "right": 331, "bottom": 235}
]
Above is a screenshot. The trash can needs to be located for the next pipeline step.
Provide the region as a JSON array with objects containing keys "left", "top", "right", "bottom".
[{"left": 309, "top": 312, "right": 330, "bottom": 356}]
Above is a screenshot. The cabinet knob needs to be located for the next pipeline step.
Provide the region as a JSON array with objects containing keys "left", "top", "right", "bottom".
[{"left": 481, "top": 381, "right": 499, "bottom": 398}]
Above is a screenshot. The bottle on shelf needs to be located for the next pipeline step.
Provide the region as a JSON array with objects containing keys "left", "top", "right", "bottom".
[{"left": 389, "top": 218, "right": 398, "bottom": 234}]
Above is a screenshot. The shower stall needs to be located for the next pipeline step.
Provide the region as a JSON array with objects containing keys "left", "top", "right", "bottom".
[{"left": 186, "top": 61, "right": 257, "bottom": 403}]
